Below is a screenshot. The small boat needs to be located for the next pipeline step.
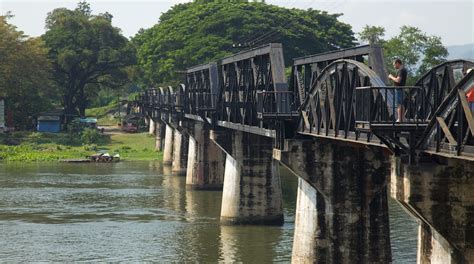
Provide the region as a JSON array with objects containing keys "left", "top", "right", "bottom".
[{"left": 87, "top": 153, "right": 121, "bottom": 162}]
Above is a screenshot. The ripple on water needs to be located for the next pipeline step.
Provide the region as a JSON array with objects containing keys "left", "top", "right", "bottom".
[{"left": 0, "top": 162, "right": 418, "bottom": 262}]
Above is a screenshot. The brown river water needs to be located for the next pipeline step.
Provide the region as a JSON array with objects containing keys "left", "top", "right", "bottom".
[{"left": 0, "top": 161, "right": 417, "bottom": 262}]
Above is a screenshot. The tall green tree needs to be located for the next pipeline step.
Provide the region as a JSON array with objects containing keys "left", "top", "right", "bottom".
[
  {"left": 359, "top": 25, "right": 448, "bottom": 84},
  {"left": 0, "top": 14, "right": 56, "bottom": 129},
  {"left": 42, "top": 1, "right": 136, "bottom": 118},
  {"left": 359, "top": 25, "right": 385, "bottom": 45},
  {"left": 133, "top": 2, "right": 356, "bottom": 86}
]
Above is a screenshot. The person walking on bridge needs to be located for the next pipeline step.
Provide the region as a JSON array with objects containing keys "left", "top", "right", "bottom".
[{"left": 388, "top": 58, "right": 408, "bottom": 122}]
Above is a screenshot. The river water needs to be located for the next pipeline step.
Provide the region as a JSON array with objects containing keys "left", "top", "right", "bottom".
[{"left": 0, "top": 161, "right": 418, "bottom": 262}]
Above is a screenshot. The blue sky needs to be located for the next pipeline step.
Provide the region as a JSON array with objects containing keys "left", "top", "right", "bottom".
[{"left": 1, "top": 0, "right": 473, "bottom": 46}]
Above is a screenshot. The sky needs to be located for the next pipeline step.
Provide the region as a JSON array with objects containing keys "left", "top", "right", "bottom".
[{"left": 0, "top": 0, "right": 473, "bottom": 46}]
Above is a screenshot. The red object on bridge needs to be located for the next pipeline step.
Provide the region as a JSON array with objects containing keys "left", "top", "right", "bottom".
[{"left": 467, "top": 88, "right": 474, "bottom": 102}]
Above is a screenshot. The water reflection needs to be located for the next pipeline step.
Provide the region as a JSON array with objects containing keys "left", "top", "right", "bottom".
[{"left": 219, "top": 225, "right": 284, "bottom": 263}]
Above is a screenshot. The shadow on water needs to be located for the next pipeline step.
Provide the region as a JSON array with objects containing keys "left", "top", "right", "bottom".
[{"left": 0, "top": 161, "right": 417, "bottom": 262}]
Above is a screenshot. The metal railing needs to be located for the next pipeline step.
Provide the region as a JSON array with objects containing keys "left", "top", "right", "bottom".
[
  {"left": 256, "top": 91, "right": 298, "bottom": 120},
  {"left": 189, "top": 93, "right": 218, "bottom": 113},
  {"left": 355, "top": 86, "right": 428, "bottom": 129},
  {"left": 140, "top": 90, "right": 184, "bottom": 113}
]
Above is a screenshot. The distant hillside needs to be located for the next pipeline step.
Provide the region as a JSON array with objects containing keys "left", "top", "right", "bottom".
[{"left": 447, "top": 43, "right": 474, "bottom": 60}]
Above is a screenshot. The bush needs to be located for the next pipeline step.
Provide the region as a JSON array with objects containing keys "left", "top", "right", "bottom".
[
  {"left": 81, "top": 128, "right": 100, "bottom": 144},
  {"left": 82, "top": 144, "right": 97, "bottom": 151}
]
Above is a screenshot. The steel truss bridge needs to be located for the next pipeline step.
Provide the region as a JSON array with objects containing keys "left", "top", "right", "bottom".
[{"left": 137, "top": 43, "right": 474, "bottom": 163}]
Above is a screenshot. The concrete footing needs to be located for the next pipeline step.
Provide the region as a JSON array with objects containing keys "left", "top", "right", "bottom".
[
  {"left": 391, "top": 157, "right": 474, "bottom": 263},
  {"left": 218, "top": 131, "right": 283, "bottom": 225},
  {"left": 172, "top": 128, "right": 188, "bottom": 175},
  {"left": 163, "top": 123, "right": 174, "bottom": 165},
  {"left": 276, "top": 139, "right": 392, "bottom": 263},
  {"left": 185, "top": 123, "right": 225, "bottom": 190}
]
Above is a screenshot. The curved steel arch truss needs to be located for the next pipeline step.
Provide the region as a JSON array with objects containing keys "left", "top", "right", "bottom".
[
  {"left": 417, "top": 70, "right": 474, "bottom": 158},
  {"left": 415, "top": 60, "right": 474, "bottom": 120},
  {"left": 298, "top": 59, "right": 386, "bottom": 142}
]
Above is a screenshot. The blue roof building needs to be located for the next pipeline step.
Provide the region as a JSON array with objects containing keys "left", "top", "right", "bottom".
[{"left": 37, "top": 111, "right": 63, "bottom": 133}]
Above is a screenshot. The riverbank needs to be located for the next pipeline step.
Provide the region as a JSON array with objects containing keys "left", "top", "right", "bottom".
[{"left": 0, "top": 129, "right": 161, "bottom": 162}]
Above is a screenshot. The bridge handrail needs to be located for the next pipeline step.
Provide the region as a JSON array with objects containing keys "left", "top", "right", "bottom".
[
  {"left": 355, "top": 85, "right": 428, "bottom": 127},
  {"left": 256, "top": 90, "right": 298, "bottom": 119}
]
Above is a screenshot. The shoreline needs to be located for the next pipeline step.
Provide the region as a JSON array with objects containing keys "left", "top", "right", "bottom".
[{"left": 0, "top": 130, "right": 162, "bottom": 162}]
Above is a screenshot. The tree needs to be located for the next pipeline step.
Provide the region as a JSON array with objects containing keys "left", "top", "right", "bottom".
[
  {"left": 0, "top": 14, "right": 56, "bottom": 129},
  {"left": 359, "top": 25, "right": 385, "bottom": 45},
  {"left": 133, "top": 2, "right": 356, "bottom": 86},
  {"left": 359, "top": 25, "right": 448, "bottom": 84},
  {"left": 42, "top": 1, "right": 136, "bottom": 118}
]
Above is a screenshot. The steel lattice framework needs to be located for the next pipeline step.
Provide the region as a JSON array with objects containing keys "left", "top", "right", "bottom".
[
  {"left": 417, "top": 69, "right": 474, "bottom": 158},
  {"left": 415, "top": 60, "right": 474, "bottom": 120},
  {"left": 298, "top": 59, "right": 386, "bottom": 143}
]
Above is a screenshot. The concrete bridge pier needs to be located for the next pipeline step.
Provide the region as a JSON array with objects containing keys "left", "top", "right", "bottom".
[
  {"left": 162, "top": 123, "right": 174, "bottom": 166},
  {"left": 154, "top": 119, "right": 165, "bottom": 151},
  {"left": 171, "top": 125, "right": 189, "bottom": 175},
  {"left": 275, "top": 139, "right": 392, "bottom": 263},
  {"left": 391, "top": 157, "right": 474, "bottom": 263},
  {"left": 148, "top": 117, "right": 155, "bottom": 135},
  {"left": 213, "top": 131, "right": 283, "bottom": 225},
  {"left": 185, "top": 122, "right": 225, "bottom": 190}
]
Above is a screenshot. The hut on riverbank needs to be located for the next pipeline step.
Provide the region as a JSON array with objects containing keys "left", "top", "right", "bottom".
[{"left": 36, "top": 110, "right": 64, "bottom": 133}]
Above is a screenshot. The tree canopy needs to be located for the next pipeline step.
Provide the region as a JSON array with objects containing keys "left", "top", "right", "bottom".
[
  {"left": 359, "top": 25, "right": 448, "bottom": 83},
  {"left": 134, "top": 2, "right": 356, "bottom": 86},
  {"left": 42, "top": 1, "right": 136, "bottom": 117},
  {"left": 0, "top": 14, "right": 56, "bottom": 129}
]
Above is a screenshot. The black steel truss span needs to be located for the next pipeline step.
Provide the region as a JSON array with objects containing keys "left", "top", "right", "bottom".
[
  {"left": 298, "top": 59, "right": 386, "bottom": 143},
  {"left": 353, "top": 59, "right": 474, "bottom": 161},
  {"left": 182, "top": 43, "right": 292, "bottom": 132},
  {"left": 415, "top": 60, "right": 474, "bottom": 120},
  {"left": 218, "top": 43, "right": 288, "bottom": 127},
  {"left": 185, "top": 63, "right": 216, "bottom": 116},
  {"left": 290, "top": 44, "right": 388, "bottom": 108},
  {"left": 417, "top": 70, "right": 474, "bottom": 158}
]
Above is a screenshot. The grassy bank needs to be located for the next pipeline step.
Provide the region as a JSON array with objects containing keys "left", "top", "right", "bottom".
[
  {"left": 85, "top": 101, "right": 121, "bottom": 126},
  {"left": 0, "top": 131, "right": 161, "bottom": 162}
]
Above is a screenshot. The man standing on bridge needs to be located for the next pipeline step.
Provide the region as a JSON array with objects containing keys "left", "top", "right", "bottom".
[{"left": 388, "top": 58, "right": 408, "bottom": 122}]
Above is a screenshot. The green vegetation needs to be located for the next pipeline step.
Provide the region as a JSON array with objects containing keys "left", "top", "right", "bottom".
[
  {"left": 133, "top": 1, "right": 356, "bottom": 86},
  {"left": 42, "top": 1, "right": 136, "bottom": 117},
  {"left": 0, "top": 14, "right": 58, "bottom": 129},
  {"left": 0, "top": 131, "right": 161, "bottom": 162},
  {"left": 359, "top": 25, "right": 448, "bottom": 84},
  {"left": 85, "top": 101, "right": 121, "bottom": 125},
  {"left": 81, "top": 128, "right": 100, "bottom": 144}
]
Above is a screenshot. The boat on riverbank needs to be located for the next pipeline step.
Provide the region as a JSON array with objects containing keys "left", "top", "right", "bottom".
[{"left": 60, "top": 153, "right": 120, "bottom": 163}]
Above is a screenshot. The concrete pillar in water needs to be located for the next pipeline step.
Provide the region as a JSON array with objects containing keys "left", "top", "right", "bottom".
[
  {"left": 185, "top": 123, "right": 225, "bottom": 190},
  {"left": 391, "top": 157, "right": 474, "bottom": 263},
  {"left": 275, "top": 139, "right": 391, "bottom": 263},
  {"left": 148, "top": 118, "right": 155, "bottom": 135},
  {"left": 217, "top": 131, "right": 283, "bottom": 225},
  {"left": 172, "top": 128, "right": 188, "bottom": 175},
  {"left": 154, "top": 121, "right": 165, "bottom": 151},
  {"left": 162, "top": 123, "right": 174, "bottom": 166}
]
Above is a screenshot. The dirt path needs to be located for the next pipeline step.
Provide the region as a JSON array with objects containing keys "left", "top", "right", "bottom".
[{"left": 100, "top": 125, "right": 125, "bottom": 135}]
